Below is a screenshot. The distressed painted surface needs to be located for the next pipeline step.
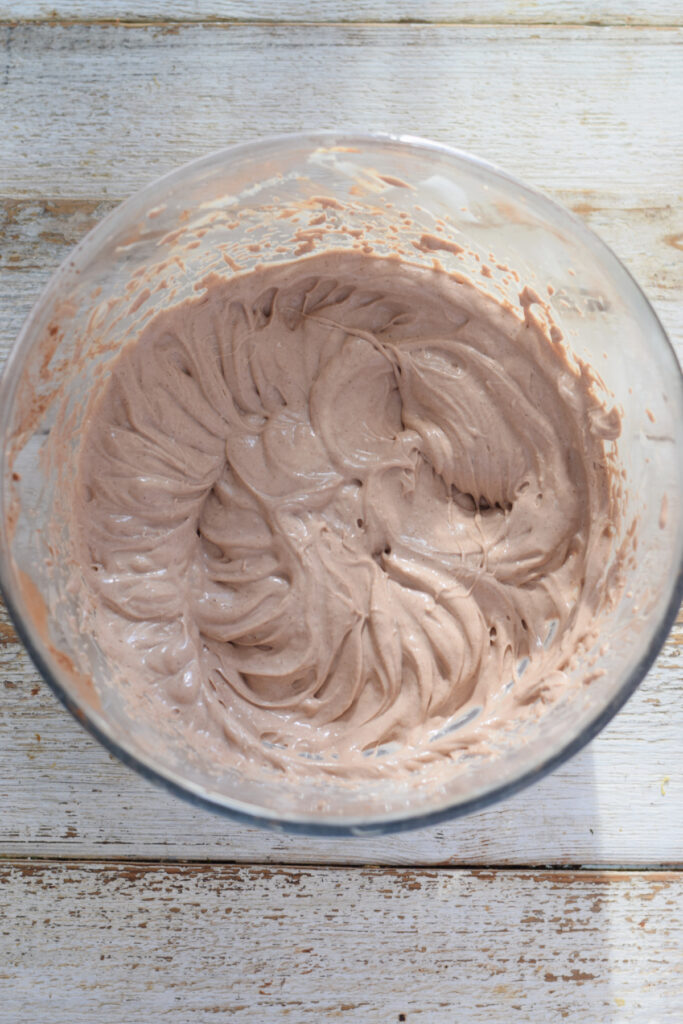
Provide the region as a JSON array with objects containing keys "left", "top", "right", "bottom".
[
  {"left": 1, "top": 863, "right": 681, "bottom": 1022},
  {"left": 1, "top": 24, "right": 682, "bottom": 199},
  {"left": 1, "top": 2, "right": 681, "bottom": 26}
]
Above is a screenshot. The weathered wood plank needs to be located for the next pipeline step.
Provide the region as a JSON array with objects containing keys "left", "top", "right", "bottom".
[
  {"left": 1, "top": 1, "right": 681, "bottom": 27},
  {"left": 0, "top": 598, "right": 680, "bottom": 864},
  {"left": 1, "top": 23, "right": 682, "bottom": 198},
  {"left": 1, "top": 862, "right": 681, "bottom": 1022}
]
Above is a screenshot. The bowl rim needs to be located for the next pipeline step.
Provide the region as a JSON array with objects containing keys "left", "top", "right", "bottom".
[{"left": 1, "top": 129, "right": 682, "bottom": 837}]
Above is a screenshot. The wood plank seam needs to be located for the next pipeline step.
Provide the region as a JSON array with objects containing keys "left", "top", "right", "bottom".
[
  {"left": 1, "top": 856, "right": 681, "bottom": 871},
  {"left": 2, "top": 18, "right": 682, "bottom": 28},
  {"left": 1, "top": 859, "right": 681, "bottom": 877}
]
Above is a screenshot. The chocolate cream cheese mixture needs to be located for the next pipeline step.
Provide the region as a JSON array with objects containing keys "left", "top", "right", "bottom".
[{"left": 74, "top": 251, "right": 621, "bottom": 776}]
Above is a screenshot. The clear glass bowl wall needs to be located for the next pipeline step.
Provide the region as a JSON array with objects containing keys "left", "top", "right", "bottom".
[{"left": 1, "top": 134, "right": 681, "bottom": 834}]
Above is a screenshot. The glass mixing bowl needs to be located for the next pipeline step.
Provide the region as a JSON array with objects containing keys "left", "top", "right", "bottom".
[{"left": 1, "top": 133, "right": 681, "bottom": 835}]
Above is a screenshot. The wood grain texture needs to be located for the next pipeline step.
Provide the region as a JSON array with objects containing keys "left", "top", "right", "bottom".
[
  {"left": 1, "top": 862, "right": 681, "bottom": 1023},
  {"left": 2, "top": 1, "right": 682, "bottom": 26},
  {"left": 1, "top": 23, "right": 682, "bottom": 199},
  {"left": 1, "top": 599, "right": 681, "bottom": 864}
]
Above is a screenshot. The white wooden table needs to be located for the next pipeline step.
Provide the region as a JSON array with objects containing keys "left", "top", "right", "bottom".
[{"left": 1, "top": 4, "right": 682, "bottom": 1021}]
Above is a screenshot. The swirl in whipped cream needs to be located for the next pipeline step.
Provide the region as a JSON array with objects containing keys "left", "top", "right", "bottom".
[{"left": 75, "top": 251, "right": 620, "bottom": 773}]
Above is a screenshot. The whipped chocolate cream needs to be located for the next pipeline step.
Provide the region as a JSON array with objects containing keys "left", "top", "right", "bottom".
[{"left": 74, "top": 251, "right": 620, "bottom": 774}]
